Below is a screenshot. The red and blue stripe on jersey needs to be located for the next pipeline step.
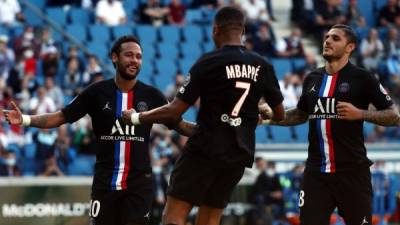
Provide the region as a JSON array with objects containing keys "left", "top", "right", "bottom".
[
  {"left": 111, "top": 90, "right": 134, "bottom": 190},
  {"left": 317, "top": 73, "right": 338, "bottom": 173}
]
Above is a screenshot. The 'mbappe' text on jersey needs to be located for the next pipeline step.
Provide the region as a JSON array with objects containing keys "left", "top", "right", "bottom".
[{"left": 225, "top": 64, "right": 260, "bottom": 82}]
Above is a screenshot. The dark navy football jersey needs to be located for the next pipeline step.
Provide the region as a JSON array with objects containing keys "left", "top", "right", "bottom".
[
  {"left": 176, "top": 45, "right": 283, "bottom": 167},
  {"left": 62, "top": 79, "right": 167, "bottom": 191},
  {"left": 298, "top": 62, "right": 393, "bottom": 173}
]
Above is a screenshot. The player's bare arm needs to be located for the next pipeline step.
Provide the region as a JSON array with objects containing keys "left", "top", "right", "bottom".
[
  {"left": 122, "top": 99, "right": 187, "bottom": 125},
  {"left": 263, "top": 107, "right": 308, "bottom": 126},
  {"left": 337, "top": 101, "right": 400, "bottom": 126},
  {"left": 174, "top": 120, "right": 198, "bottom": 137},
  {"left": 3, "top": 101, "right": 66, "bottom": 128}
]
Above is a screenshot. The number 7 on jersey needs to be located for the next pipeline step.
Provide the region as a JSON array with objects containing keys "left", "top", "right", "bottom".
[{"left": 231, "top": 81, "right": 251, "bottom": 116}]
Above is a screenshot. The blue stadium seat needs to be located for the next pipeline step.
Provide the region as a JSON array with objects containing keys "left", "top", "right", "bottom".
[
  {"left": 140, "top": 58, "right": 155, "bottom": 76},
  {"left": 270, "top": 58, "right": 293, "bottom": 80},
  {"left": 270, "top": 126, "right": 294, "bottom": 143},
  {"left": 256, "top": 126, "right": 268, "bottom": 143},
  {"left": 178, "top": 58, "right": 195, "bottom": 74},
  {"left": 0, "top": 27, "right": 8, "bottom": 36},
  {"left": 375, "top": 0, "right": 388, "bottom": 12},
  {"left": 354, "top": 27, "right": 369, "bottom": 42},
  {"left": 68, "top": 155, "right": 95, "bottom": 175},
  {"left": 10, "top": 26, "right": 24, "bottom": 39},
  {"left": 30, "top": 0, "right": 46, "bottom": 9},
  {"left": 295, "top": 123, "right": 309, "bottom": 142},
  {"left": 182, "top": 25, "right": 204, "bottom": 44},
  {"left": 378, "top": 27, "right": 389, "bottom": 40},
  {"left": 157, "top": 42, "right": 180, "bottom": 59},
  {"left": 123, "top": 0, "right": 139, "bottom": 11},
  {"left": 202, "top": 8, "right": 217, "bottom": 24},
  {"left": 359, "top": 0, "right": 375, "bottom": 26},
  {"left": 136, "top": 25, "right": 158, "bottom": 44},
  {"left": 181, "top": 43, "right": 202, "bottom": 60},
  {"left": 155, "top": 59, "right": 177, "bottom": 76},
  {"left": 23, "top": 143, "right": 37, "bottom": 159},
  {"left": 159, "top": 25, "right": 181, "bottom": 43},
  {"left": 46, "top": 7, "right": 68, "bottom": 26},
  {"left": 23, "top": 8, "right": 43, "bottom": 26},
  {"left": 141, "top": 43, "right": 157, "bottom": 60},
  {"left": 111, "top": 25, "right": 134, "bottom": 40},
  {"left": 185, "top": 9, "right": 204, "bottom": 24},
  {"left": 291, "top": 58, "right": 306, "bottom": 71},
  {"left": 204, "top": 26, "right": 213, "bottom": 42},
  {"left": 69, "top": 8, "right": 92, "bottom": 25},
  {"left": 87, "top": 41, "right": 109, "bottom": 57},
  {"left": 89, "top": 24, "right": 111, "bottom": 43},
  {"left": 65, "top": 24, "right": 87, "bottom": 42},
  {"left": 202, "top": 41, "right": 215, "bottom": 53}
]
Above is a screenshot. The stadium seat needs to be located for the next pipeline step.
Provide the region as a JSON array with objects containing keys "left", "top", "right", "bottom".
[
  {"left": 202, "top": 41, "right": 215, "bottom": 53},
  {"left": 375, "top": 0, "right": 388, "bottom": 12},
  {"left": 159, "top": 25, "right": 181, "bottom": 43},
  {"left": 185, "top": 9, "right": 204, "bottom": 24},
  {"left": 87, "top": 41, "right": 109, "bottom": 57},
  {"left": 182, "top": 25, "right": 204, "bottom": 44},
  {"left": 65, "top": 24, "right": 87, "bottom": 42},
  {"left": 23, "top": 8, "right": 43, "bottom": 26},
  {"left": 291, "top": 58, "right": 306, "bottom": 72},
  {"left": 111, "top": 25, "right": 134, "bottom": 40},
  {"left": 29, "top": 0, "right": 46, "bottom": 9},
  {"left": 270, "top": 58, "right": 293, "bottom": 80},
  {"left": 89, "top": 24, "right": 111, "bottom": 43},
  {"left": 46, "top": 7, "right": 68, "bottom": 26},
  {"left": 68, "top": 155, "right": 95, "bottom": 175},
  {"left": 178, "top": 58, "right": 195, "bottom": 74},
  {"left": 154, "top": 59, "right": 178, "bottom": 76},
  {"left": 140, "top": 58, "right": 155, "bottom": 76},
  {"left": 204, "top": 26, "right": 213, "bottom": 42},
  {"left": 157, "top": 42, "right": 180, "bottom": 59},
  {"left": 69, "top": 8, "right": 92, "bottom": 25},
  {"left": 181, "top": 43, "right": 202, "bottom": 60},
  {"left": 141, "top": 43, "right": 157, "bottom": 61},
  {"left": 136, "top": 25, "right": 158, "bottom": 44},
  {"left": 23, "top": 143, "right": 37, "bottom": 159},
  {"left": 359, "top": 0, "right": 375, "bottom": 26},
  {"left": 256, "top": 126, "right": 268, "bottom": 143}
]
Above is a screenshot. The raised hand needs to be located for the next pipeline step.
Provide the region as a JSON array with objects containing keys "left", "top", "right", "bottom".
[{"left": 3, "top": 101, "right": 23, "bottom": 125}]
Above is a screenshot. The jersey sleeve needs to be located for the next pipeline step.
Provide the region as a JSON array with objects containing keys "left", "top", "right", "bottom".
[
  {"left": 263, "top": 64, "right": 284, "bottom": 108},
  {"left": 365, "top": 72, "right": 393, "bottom": 110},
  {"left": 176, "top": 62, "right": 202, "bottom": 105},
  {"left": 61, "top": 86, "right": 91, "bottom": 123}
]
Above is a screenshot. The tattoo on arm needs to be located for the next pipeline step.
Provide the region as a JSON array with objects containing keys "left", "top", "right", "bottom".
[
  {"left": 31, "top": 115, "right": 49, "bottom": 128},
  {"left": 362, "top": 105, "right": 400, "bottom": 126},
  {"left": 270, "top": 108, "right": 308, "bottom": 126}
]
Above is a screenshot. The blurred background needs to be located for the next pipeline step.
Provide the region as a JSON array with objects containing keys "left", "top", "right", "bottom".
[{"left": 0, "top": 0, "right": 400, "bottom": 224}]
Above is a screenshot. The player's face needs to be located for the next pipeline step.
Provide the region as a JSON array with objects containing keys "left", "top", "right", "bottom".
[
  {"left": 322, "top": 29, "right": 352, "bottom": 62},
  {"left": 114, "top": 42, "right": 142, "bottom": 80}
]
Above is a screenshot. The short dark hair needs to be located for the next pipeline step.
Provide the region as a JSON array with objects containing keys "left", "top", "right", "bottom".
[
  {"left": 331, "top": 24, "right": 358, "bottom": 47},
  {"left": 110, "top": 35, "right": 141, "bottom": 58},
  {"left": 214, "top": 6, "right": 245, "bottom": 31}
]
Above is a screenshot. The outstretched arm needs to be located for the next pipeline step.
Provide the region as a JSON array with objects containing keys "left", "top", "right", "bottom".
[
  {"left": 3, "top": 101, "right": 66, "bottom": 128},
  {"left": 2, "top": 102, "right": 66, "bottom": 128},
  {"left": 337, "top": 101, "right": 400, "bottom": 126},
  {"left": 261, "top": 107, "right": 308, "bottom": 126},
  {"left": 122, "top": 98, "right": 190, "bottom": 127}
]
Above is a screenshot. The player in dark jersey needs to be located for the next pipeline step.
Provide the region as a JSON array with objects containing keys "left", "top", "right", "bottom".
[
  {"left": 121, "top": 6, "right": 285, "bottom": 225},
  {"left": 261, "top": 24, "right": 400, "bottom": 225},
  {"left": 2, "top": 36, "right": 196, "bottom": 225}
]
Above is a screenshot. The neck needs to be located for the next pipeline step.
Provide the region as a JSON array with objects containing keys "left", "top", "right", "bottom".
[
  {"left": 115, "top": 74, "right": 137, "bottom": 92},
  {"left": 325, "top": 56, "right": 349, "bottom": 74},
  {"left": 218, "top": 36, "right": 243, "bottom": 48}
]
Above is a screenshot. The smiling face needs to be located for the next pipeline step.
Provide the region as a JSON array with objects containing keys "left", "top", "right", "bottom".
[
  {"left": 322, "top": 28, "right": 355, "bottom": 62},
  {"left": 112, "top": 42, "right": 142, "bottom": 81}
]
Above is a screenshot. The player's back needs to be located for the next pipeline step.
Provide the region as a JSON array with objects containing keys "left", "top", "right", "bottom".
[{"left": 177, "top": 45, "right": 283, "bottom": 167}]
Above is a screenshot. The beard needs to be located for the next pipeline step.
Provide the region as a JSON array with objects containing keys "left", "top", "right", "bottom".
[{"left": 117, "top": 64, "right": 140, "bottom": 81}]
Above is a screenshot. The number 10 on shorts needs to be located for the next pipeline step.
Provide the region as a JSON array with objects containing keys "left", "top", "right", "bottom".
[{"left": 89, "top": 200, "right": 101, "bottom": 217}]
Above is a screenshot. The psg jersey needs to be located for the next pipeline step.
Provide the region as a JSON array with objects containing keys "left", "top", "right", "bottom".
[
  {"left": 62, "top": 79, "right": 167, "bottom": 191},
  {"left": 298, "top": 62, "right": 393, "bottom": 173},
  {"left": 177, "top": 45, "right": 283, "bottom": 167}
]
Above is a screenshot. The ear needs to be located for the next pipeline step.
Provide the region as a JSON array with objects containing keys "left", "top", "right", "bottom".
[
  {"left": 212, "top": 24, "right": 218, "bottom": 36},
  {"left": 111, "top": 52, "right": 118, "bottom": 64},
  {"left": 346, "top": 42, "right": 355, "bottom": 54}
]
